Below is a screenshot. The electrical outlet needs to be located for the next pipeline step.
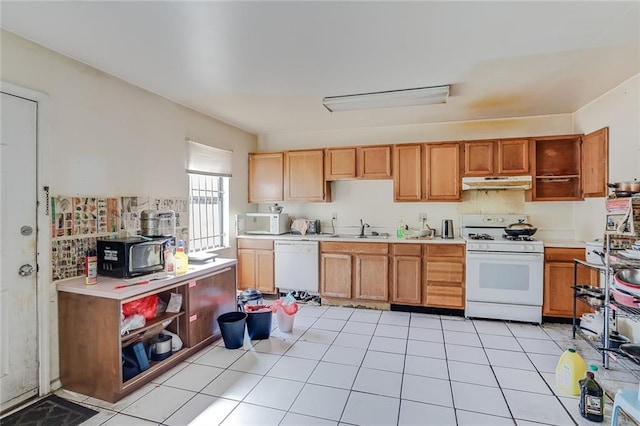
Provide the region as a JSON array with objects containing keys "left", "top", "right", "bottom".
[
  {"left": 418, "top": 213, "right": 428, "bottom": 222},
  {"left": 331, "top": 212, "right": 338, "bottom": 221}
]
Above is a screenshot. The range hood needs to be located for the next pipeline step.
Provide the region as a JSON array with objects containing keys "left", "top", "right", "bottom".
[{"left": 462, "top": 175, "right": 532, "bottom": 191}]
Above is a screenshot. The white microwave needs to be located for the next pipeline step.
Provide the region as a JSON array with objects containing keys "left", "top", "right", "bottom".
[{"left": 236, "top": 213, "right": 289, "bottom": 235}]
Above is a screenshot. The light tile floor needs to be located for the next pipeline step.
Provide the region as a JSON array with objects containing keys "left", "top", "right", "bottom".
[{"left": 53, "top": 305, "right": 640, "bottom": 425}]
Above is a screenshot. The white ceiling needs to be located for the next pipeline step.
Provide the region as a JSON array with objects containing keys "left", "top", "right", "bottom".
[{"left": 1, "top": 1, "right": 639, "bottom": 136}]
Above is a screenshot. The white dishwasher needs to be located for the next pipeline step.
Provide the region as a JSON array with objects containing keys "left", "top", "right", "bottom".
[{"left": 274, "top": 240, "right": 319, "bottom": 296}]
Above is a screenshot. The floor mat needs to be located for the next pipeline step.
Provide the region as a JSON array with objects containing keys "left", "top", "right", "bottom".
[{"left": 1, "top": 395, "right": 98, "bottom": 426}]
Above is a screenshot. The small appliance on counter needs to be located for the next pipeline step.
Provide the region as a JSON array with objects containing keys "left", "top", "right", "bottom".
[
  {"left": 97, "top": 237, "right": 165, "bottom": 278},
  {"left": 290, "top": 218, "right": 321, "bottom": 235},
  {"left": 140, "top": 210, "right": 176, "bottom": 237},
  {"left": 236, "top": 213, "right": 289, "bottom": 235},
  {"left": 441, "top": 219, "right": 454, "bottom": 239}
]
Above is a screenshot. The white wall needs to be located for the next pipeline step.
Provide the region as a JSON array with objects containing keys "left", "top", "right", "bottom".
[
  {"left": 573, "top": 74, "right": 640, "bottom": 242},
  {"left": 259, "top": 115, "right": 578, "bottom": 239},
  {"left": 1, "top": 30, "right": 257, "bottom": 385}
]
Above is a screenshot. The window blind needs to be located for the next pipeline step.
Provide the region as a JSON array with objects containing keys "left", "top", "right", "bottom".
[{"left": 186, "top": 139, "right": 232, "bottom": 177}]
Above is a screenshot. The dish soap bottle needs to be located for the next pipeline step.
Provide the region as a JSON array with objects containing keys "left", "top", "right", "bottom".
[
  {"left": 397, "top": 218, "right": 405, "bottom": 238},
  {"left": 579, "top": 365, "right": 604, "bottom": 422},
  {"left": 555, "top": 348, "right": 588, "bottom": 396},
  {"left": 174, "top": 240, "right": 189, "bottom": 276}
]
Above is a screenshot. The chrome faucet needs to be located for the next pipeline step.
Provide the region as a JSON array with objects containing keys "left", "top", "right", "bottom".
[{"left": 359, "top": 219, "right": 370, "bottom": 237}]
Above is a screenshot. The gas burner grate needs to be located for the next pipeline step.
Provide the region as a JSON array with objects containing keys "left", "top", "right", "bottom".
[
  {"left": 502, "top": 234, "right": 535, "bottom": 241},
  {"left": 468, "top": 233, "right": 494, "bottom": 240}
]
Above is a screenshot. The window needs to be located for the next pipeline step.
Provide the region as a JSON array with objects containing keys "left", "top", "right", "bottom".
[
  {"left": 189, "top": 174, "right": 228, "bottom": 251},
  {"left": 186, "top": 140, "right": 232, "bottom": 252}
]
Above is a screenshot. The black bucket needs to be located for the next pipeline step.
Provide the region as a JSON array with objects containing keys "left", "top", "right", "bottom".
[
  {"left": 217, "top": 311, "right": 247, "bottom": 349},
  {"left": 246, "top": 310, "right": 272, "bottom": 340}
]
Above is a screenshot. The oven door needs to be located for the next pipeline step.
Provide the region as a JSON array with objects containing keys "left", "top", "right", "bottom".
[{"left": 466, "top": 251, "right": 543, "bottom": 306}]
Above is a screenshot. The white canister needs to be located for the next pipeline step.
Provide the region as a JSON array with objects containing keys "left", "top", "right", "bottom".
[{"left": 586, "top": 240, "right": 604, "bottom": 265}]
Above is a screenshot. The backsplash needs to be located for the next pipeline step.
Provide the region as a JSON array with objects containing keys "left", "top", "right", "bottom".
[{"left": 50, "top": 195, "right": 189, "bottom": 281}]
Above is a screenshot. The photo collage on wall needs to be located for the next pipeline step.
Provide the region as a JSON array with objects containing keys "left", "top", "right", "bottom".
[{"left": 51, "top": 195, "right": 189, "bottom": 281}]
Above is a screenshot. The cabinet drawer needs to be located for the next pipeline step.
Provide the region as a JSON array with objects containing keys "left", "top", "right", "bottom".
[
  {"left": 425, "top": 262, "right": 464, "bottom": 283},
  {"left": 320, "top": 241, "right": 389, "bottom": 254},
  {"left": 391, "top": 244, "right": 422, "bottom": 256},
  {"left": 426, "top": 286, "right": 464, "bottom": 308},
  {"left": 424, "top": 244, "right": 465, "bottom": 258},
  {"left": 544, "top": 248, "right": 584, "bottom": 262},
  {"left": 238, "top": 239, "right": 274, "bottom": 250}
]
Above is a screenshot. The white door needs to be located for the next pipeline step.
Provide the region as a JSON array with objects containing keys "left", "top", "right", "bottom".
[{"left": 0, "top": 92, "right": 39, "bottom": 410}]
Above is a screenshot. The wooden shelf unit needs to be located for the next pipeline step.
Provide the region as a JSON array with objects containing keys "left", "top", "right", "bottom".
[{"left": 58, "top": 263, "right": 237, "bottom": 403}]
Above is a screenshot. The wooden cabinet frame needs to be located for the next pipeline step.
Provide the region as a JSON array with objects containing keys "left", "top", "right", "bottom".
[
  {"left": 237, "top": 239, "right": 275, "bottom": 293},
  {"left": 527, "top": 128, "right": 608, "bottom": 201},
  {"left": 325, "top": 145, "right": 392, "bottom": 180},
  {"left": 543, "top": 248, "right": 599, "bottom": 318},
  {"left": 58, "top": 265, "right": 237, "bottom": 403},
  {"left": 462, "top": 138, "right": 529, "bottom": 177},
  {"left": 285, "top": 150, "right": 331, "bottom": 202},
  {"left": 320, "top": 242, "right": 389, "bottom": 302},
  {"left": 248, "top": 152, "right": 284, "bottom": 203}
]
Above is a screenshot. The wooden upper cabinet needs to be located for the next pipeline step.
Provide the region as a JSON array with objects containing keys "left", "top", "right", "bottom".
[
  {"left": 463, "top": 139, "right": 529, "bottom": 176},
  {"left": 285, "top": 150, "right": 331, "bottom": 202},
  {"left": 393, "top": 144, "right": 422, "bottom": 201},
  {"left": 498, "top": 139, "right": 529, "bottom": 175},
  {"left": 325, "top": 148, "right": 357, "bottom": 180},
  {"left": 325, "top": 145, "right": 392, "bottom": 180},
  {"left": 527, "top": 127, "right": 608, "bottom": 201},
  {"left": 358, "top": 145, "right": 392, "bottom": 179},
  {"left": 463, "top": 141, "right": 494, "bottom": 176},
  {"left": 581, "top": 127, "right": 609, "bottom": 198},
  {"left": 248, "top": 152, "right": 284, "bottom": 203},
  {"left": 424, "top": 143, "right": 461, "bottom": 201}
]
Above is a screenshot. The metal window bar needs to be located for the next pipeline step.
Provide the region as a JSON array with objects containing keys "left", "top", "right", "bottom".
[{"left": 189, "top": 173, "right": 224, "bottom": 251}]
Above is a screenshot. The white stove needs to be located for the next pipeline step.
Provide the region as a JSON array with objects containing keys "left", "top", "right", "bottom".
[{"left": 461, "top": 214, "right": 544, "bottom": 324}]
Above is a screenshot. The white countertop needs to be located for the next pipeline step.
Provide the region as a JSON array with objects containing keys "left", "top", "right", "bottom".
[
  {"left": 56, "top": 258, "right": 237, "bottom": 301},
  {"left": 539, "top": 239, "right": 586, "bottom": 248},
  {"left": 237, "top": 233, "right": 466, "bottom": 244}
]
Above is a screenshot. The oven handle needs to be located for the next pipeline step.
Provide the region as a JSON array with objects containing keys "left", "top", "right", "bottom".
[{"left": 467, "top": 252, "right": 543, "bottom": 261}]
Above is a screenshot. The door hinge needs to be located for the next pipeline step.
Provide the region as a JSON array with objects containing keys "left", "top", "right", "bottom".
[{"left": 44, "top": 186, "right": 50, "bottom": 216}]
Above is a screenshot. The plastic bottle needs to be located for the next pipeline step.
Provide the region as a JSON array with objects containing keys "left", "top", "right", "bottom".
[
  {"left": 85, "top": 249, "right": 98, "bottom": 285},
  {"left": 579, "top": 365, "right": 604, "bottom": 422},
  {"left": 174, "top": 240, "right": 189, "bottom": 276},
  {"left": 397, "top": 217, "right": 405, "bottom": 238},
  {"left": 164, "top": 242, "right": 175, "bottom": 273},
  {"left": 555, "top": 348, "right": 588, "bottom": 396}
]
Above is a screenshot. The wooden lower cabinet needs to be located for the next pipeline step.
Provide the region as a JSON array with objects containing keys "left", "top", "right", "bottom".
[
  {"left": 423, "top": 244, "right": 465, "bottom": 309},
  {"left": 320, "top": 253, "right": 352, "bottom": 298},
  {"left": 185, "top": 267, "right": 237, "bottom": 346},
  {"left": 543, "top": 247, "right": 599, "bottom": 318},
  {"left": 237, "top": 239, "right": 275, "bottom": 293},
  {"left": 390, "top": 244, "right": 422, "bottom": 305},
  {"left": 354, "top": 254, "right": 389, "bottom": 301},
  {"left": 320, "top": 242, "right": 389, "bottom": 302},
  {"left": 58, "top": 265, "right": 237, "bottom": 403}
]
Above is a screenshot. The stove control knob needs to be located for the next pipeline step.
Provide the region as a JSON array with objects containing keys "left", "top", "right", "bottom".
[{"left": 497, "top": 217, "right": 504, "bottom": 223}]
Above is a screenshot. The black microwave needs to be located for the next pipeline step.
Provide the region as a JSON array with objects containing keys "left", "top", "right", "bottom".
[{"left": 97, "top": 237, "right": 165, "bottom": 278}]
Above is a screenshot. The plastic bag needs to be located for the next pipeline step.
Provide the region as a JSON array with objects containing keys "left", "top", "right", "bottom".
[
  {"left": 161, "top": 329, "right": 184, "bottom": 351},
  {"left": 271, "top": 299, "right": 299, "bottom": 316},
  {"left": 121, "top": 314, "right": 146, "bottom": 335},
  {"left": 122, "top": 295, "right": 158, "bottom": 320},
  {"left": 245, "top": 304, "right": 274, "bottom": 314}
]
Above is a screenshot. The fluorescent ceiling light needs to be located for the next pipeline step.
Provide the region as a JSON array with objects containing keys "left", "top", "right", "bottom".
[{"left": 323, "top": 85, "right": 450, "bottom": 112}]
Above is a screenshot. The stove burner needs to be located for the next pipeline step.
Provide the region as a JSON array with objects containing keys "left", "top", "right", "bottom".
[
  {"left": 502, "top": 234, "right": 535, "bottom": 242},
  {"left": 468, "top": 233, "right": 494, "bottom": 240}
]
